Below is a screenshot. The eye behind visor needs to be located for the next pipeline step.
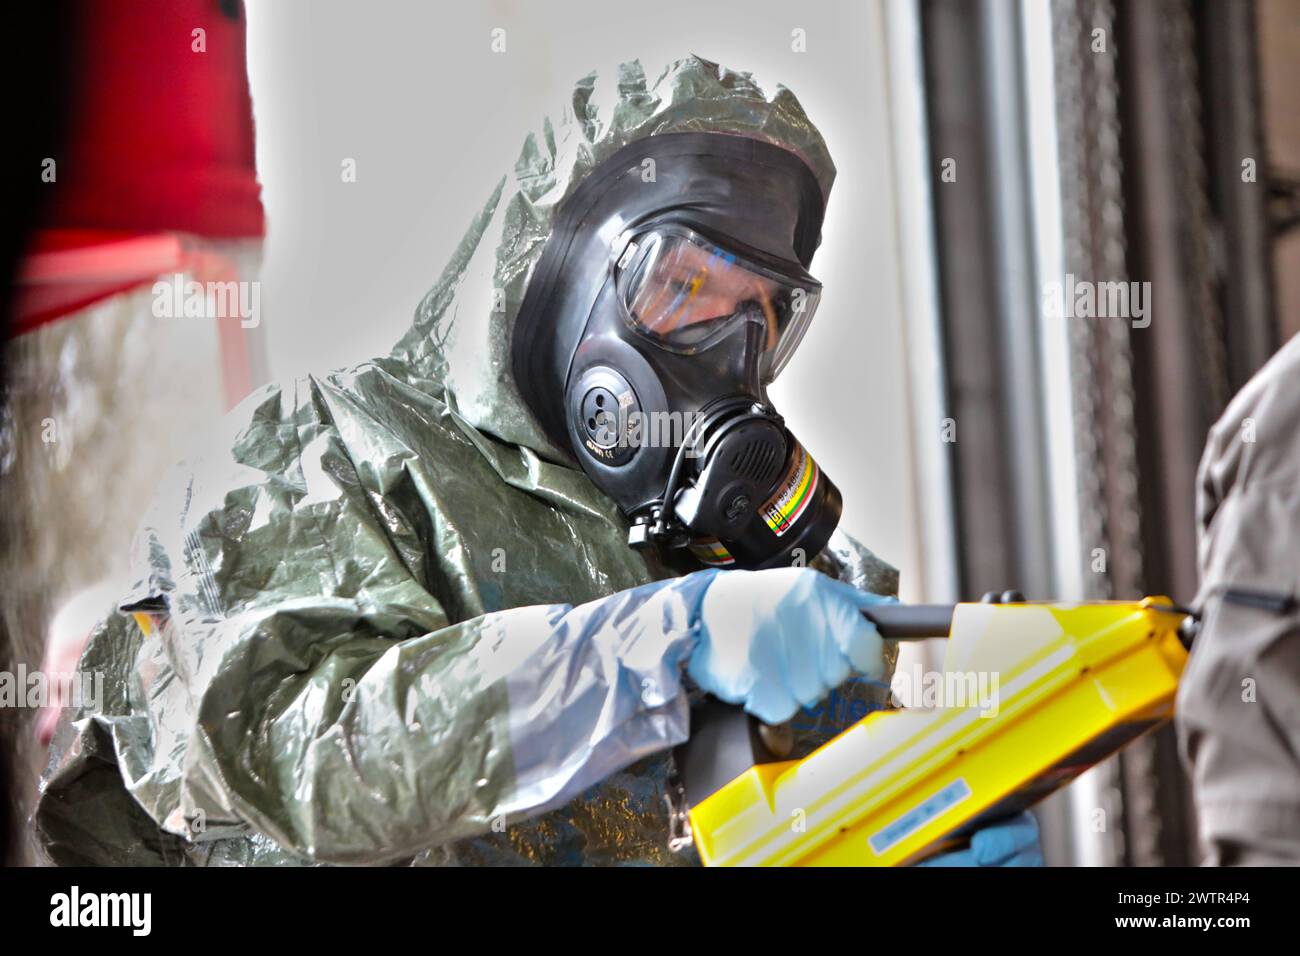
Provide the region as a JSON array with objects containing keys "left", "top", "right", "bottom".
[{"left": 612, "top": 226, "right": 820, "bottom": 380}]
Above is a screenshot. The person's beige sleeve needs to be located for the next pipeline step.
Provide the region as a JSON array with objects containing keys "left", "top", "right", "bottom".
[{"left": 1177, "top": 333, "right": 1300, "bottom": 865}]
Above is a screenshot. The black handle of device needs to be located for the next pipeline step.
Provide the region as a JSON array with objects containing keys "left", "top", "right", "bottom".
[{"left": 860, "top": 603, "right": 956, "bottom": 640}]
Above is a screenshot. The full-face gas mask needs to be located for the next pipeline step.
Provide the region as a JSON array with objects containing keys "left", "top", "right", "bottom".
[{"left": 512, "top": 132, "right": 841, "bottom": 570}]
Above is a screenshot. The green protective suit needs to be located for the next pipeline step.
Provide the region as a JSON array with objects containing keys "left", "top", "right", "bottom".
[{"left": 34, "top": 56, "right": 898, "bottom": 867}]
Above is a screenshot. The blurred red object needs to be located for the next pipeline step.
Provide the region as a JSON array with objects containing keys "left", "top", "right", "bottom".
[
  {"left": 15, "top": 1, "right": 265, "bottom": 335},
  {"left": 41, "top": 0, "right": 264, "bottom": 240}
]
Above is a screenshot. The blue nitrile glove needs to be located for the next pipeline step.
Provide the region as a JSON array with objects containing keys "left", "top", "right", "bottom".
[
  {"left": 918, "top": 812, "right": 1044, "bottom": 867},
  {"left": 686, "top": 567, "right": 891, "bottom": 725}
]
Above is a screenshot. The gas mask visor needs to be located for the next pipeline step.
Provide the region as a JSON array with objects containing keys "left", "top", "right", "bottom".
[{"left": 613, "top": 225, "right": 821, "bottom": 381}]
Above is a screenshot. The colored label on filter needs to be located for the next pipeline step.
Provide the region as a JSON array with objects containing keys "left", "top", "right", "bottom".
[
  {"left": 689, "top": 537, "right": 736, "bottom": 567},
  {"left": 761, "top": 444, "right": 818, "bottom": 537}
]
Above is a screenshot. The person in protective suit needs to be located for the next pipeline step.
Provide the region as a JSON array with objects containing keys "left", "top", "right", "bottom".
[{"left": 35, "top": 56, "right": 1040, "bottom": 867}]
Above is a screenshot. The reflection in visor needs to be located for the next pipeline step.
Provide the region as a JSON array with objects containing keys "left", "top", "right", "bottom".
[
  {"left": 618, "top": 230, "right": 819, "bottom": 377},
  {"left": 630, "top": 240, "right": 781, "bottom": 351}
]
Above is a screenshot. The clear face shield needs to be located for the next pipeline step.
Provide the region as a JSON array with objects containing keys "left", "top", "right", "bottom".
[{"left": 612, "top": 225, "right": 822, "bottom": 382}]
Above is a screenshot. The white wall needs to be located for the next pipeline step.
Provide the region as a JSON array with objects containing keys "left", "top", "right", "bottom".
[{"left": 245, "top": 0, "right": 928, "bottom": 599}]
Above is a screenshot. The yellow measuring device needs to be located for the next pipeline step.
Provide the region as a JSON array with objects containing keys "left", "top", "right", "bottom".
[{"left": 676, "top": 597, "right": 1191, "bottom": 866}]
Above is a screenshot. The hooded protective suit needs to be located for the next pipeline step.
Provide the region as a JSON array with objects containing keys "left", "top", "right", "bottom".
[{"left": 34, "top": 56, "right": 898, "bottom": 867}]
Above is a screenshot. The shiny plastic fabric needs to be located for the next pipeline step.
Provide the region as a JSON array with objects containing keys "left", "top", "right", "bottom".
[{"left": 35, "top": 56, "right": 897, "bottom": 867}]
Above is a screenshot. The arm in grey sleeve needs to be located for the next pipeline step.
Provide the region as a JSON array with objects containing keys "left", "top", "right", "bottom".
[{"left": 1177, "top": 333, "right": 1300, "bottom": 865}]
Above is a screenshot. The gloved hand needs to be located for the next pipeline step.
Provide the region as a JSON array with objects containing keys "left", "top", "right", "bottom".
[
  {"left": 686, "top": 567, "right": 891, "bottom": 725},
  {"left": 917, "top": 812, "right": 1044, "bottom": 867}
]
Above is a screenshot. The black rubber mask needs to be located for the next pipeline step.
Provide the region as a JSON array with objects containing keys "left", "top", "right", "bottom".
[{"left": 512, "top": 132, "right": 841, "bottom": 570}]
